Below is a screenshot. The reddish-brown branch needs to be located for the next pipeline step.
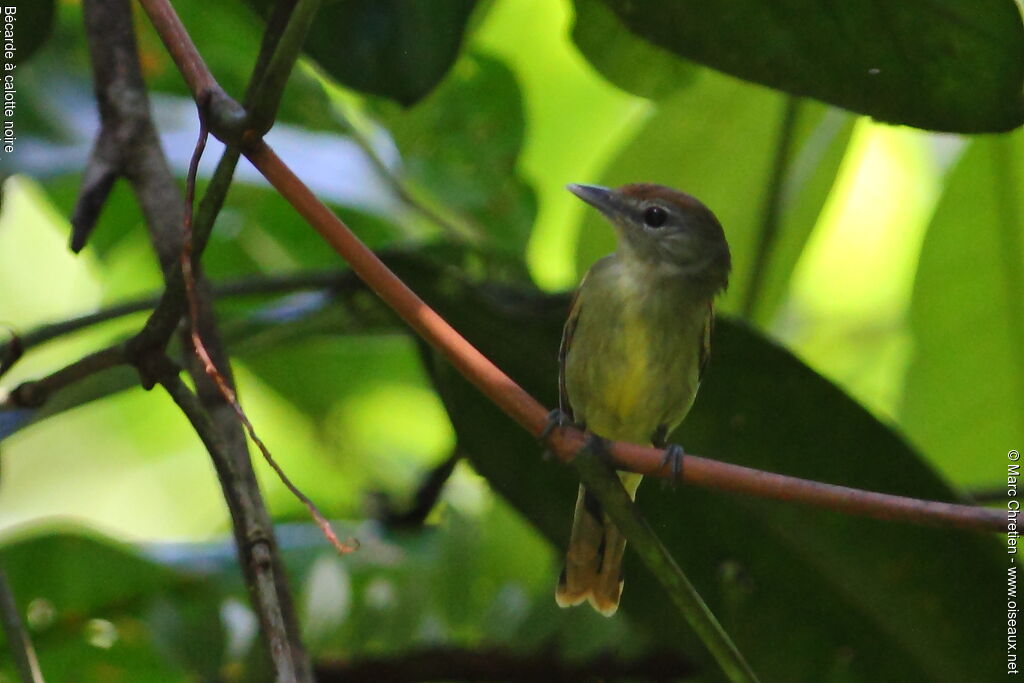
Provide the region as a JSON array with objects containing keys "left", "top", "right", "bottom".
[
  {"left": 135, "top": 0, "right": 1007, "bottom": 536},
  {"left": 136, "top": 0, "right": 217, "bottom": 101},
  {"left": 245, "top": 141, "right": 1006, "bottom": 535},
  {"left": 136, "top": 0, "right": 245, "bottom": 141}
]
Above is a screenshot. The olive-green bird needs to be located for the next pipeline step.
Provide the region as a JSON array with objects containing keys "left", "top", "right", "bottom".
[{"left": 554, "top": 183, "right": 731, "bottom": 616}]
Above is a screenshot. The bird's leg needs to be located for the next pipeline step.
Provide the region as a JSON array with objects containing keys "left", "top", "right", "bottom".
[
  {"left": 652, "top": 425, "right": 685, "bottom": 488},
  {"left": 538, "top": 409, "right": 584, "bottom": 460}
]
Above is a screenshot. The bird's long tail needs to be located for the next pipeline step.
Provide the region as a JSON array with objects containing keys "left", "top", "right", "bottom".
[{"left": 555, "top": 473, "right": 643, "bottom": 616}]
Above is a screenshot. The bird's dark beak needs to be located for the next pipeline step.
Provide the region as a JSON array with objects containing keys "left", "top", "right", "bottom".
[{"left": 567, "top": 184, "right": 628, "bottom": 220}]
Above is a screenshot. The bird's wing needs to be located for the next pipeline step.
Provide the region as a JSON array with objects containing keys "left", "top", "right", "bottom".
[
  {"left": 698, "top": 303, "right": 715, "bottom": 384},
  {"left": 558, "top": 287, "right": 584, "bottom": 423}
]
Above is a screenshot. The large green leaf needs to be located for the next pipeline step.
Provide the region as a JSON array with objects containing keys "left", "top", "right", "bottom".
[
  {"left": 901, "top": 131, "right": 1024, "bottom": 486},
  {"left": 594, "top": 0, "right": 1024, "bottom": 133},
  {"left": 377, "top": 52, "right": 536, "bottom": 256},
  {"left": 0, "top": 527, "right": 225, "bottom": 681},
  {"left": 251, "top": 0, "right": 479, "bottom": 106},
  {"left": 571, "top": 0, "right": 696, "bottom": 100},
  {"left": 576, "top": 70, "right": 853, "bottom": 321},
  {"left": 404, "top": 259, "right": 1002, "bottom": 680}
]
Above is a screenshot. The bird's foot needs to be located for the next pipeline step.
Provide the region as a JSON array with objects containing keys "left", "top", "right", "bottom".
[
  {"left": 539, "top": 409, "right": 580, "bottom": 460},
  {"left": 659, "top": 443, "right": 686, "bottom": 488}
]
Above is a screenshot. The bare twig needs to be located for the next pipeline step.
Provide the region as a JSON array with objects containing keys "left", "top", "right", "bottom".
[
  {"left": 243, "top": 139, "right": 1008, "bottom": 534},
  {"left": 0, "top": 270, "right": 346, "bottom": 363},
  {"left": 5, "top": 345, "right": 125, "bottom": 409},
  {"left": 0, "top": 325, "right": 23, "bottom": 377},
  {"left": 0, "top": 569, "right": 45, "bottom": 683},
  {"left": 75, "top": 0, "right": 185, "bottom": 258},
  {"left": 166, "top": 0, "right": 353, "bottom": 557}
]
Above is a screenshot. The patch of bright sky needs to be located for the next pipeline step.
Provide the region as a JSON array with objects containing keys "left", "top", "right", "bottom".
[
  {"left": 780, "top": 120, "right": 949, "bottom": 419},
  {"left": 473, "top": 0, "right": 650, "bottom": 290}
]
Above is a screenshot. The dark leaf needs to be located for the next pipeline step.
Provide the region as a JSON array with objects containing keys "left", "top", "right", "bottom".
[
  {"left": 0, "top": 527, "right": 225, "bottom": 680},
  {"left": 252, "top": 0, "right": 479, "bottom": 106},
  {"left": 407, "top": 259, "right": 1002, "bottom": 680},
  {"left": 9, "top": 0, "right": 56, "bottom": 64},
  {"left": 571, "top": 0, "right": 696, "bottom": 100},
  {"left": 594, "top": 0, "right": 1024, "bottom": 132},
  {"left": 901, "top": 131, "right": 1024, "bottom": 485},
  {"left": 378, "top": 52, "right": 536, "bottom": 255}
]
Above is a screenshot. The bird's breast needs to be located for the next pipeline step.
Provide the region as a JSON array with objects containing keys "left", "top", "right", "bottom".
[{"left": 564, "top": 264, "right": 703, "bottom": 444}]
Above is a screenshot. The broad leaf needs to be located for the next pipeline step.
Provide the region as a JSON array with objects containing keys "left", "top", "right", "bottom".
[
  {"left": 0, "top": 527, "right": 225, "bottom": 681},
  {"left": 377, "top": 52, "right": 537, "bottom": 256},
  {"left": 901, "top": 131, "right": 1024, "bottom": 485},
  {"left": 252, "top": 0, "right": 480, "bottom": 106},
  {"left": 571, "top": 0, "right": 696, "bottom": 100},
  {"left": 407, "top": 259, "right": 1002, "bottom": 680},
  {"left": 594, "top": 0, "right": 1024, "bottom": 132}
]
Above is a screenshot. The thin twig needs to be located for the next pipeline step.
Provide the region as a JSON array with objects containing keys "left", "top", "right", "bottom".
[
  {"left": 6, "top": 345, "right": 125, "bottom": 409},
  {"left": 0, "top": 568, "right": 45, "bottom": 683},
  {"left": 75, "top": 0, "right": 185, "bottom": 259},
  {"left": 1, "top": 270, "right": 345, "bottom": 364},
  {"left": 173, "top": 12, "right": 354, "bottom": 558},
  {"left": 88, "top": 2, "right": 316, "bottom": 680},
  {"left": 244, "top": 140, "right": 1008, "bottom": 534},
  {"left": 741, "top": 96, "right": 801, "bottom": 319}
]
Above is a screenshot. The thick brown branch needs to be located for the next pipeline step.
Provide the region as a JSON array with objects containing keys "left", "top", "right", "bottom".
[
  {"left": 244, "top": 140, "right": 1007, "bottom": 535},
  {"left": 76, "top": 0, "right": 184, "bottom": 261}
]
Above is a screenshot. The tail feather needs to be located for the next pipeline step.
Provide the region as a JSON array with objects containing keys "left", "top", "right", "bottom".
[{"left": 555, "top": 474, "right": 642, "bottom": 616}]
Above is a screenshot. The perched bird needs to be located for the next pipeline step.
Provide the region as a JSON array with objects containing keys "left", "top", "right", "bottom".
[{"left": 554, "top": 183, "right": 731, "bottom": 616}]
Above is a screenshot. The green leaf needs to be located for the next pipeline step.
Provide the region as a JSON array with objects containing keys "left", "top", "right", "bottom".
[
  {"left": 407, "top": 260, "right": 1002, "bottom": 680},
  {"left": 0, "top": 527, "right": 225, "bottom": 681},
  {"left": 901, "top": 131, "right": 1024, "bottom": 485},
  {"left": 575, "top": 70, "right": 854, "bottom": 320},
  {"left": 570, "top": 0, "right": 696, "bottom": 100},
  {"left": 9, "top": 0, "right": 56, "bottom": 64},
  {"left": 378, "top": 53, "right": 536, "bottom": 255},
  {"left": 138, "top": 0, "right": 337, "bottom": 130},
  {"left": 596, "top": 0, "right": 1024, "bottom": 132},
  {"left": 257, "top": 0, "right": 479, "bottom": 106}
]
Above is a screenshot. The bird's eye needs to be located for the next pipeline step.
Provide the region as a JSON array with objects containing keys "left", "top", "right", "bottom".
[{"left": 643, "top": 206, "right": 668, "bottom": 228}]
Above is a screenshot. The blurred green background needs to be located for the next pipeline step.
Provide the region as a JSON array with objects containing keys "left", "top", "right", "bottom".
[{"left": 0, "top": 0, "right": 1021, "bottom": 680}]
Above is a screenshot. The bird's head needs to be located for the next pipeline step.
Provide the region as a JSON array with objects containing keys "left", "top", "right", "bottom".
[{"left": 568, "top": 182, "right": 731, "bottom": 291}]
